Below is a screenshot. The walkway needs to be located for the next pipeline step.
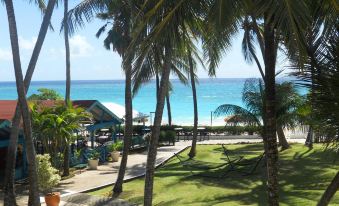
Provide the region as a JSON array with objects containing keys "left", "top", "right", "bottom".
[{"left": 1, "top": 137, "right": 305, "bottom": 205}]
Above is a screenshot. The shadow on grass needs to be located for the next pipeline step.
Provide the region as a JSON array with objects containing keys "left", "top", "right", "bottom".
[{"left": 90, "top": 143, "right": 339, "bottom": 205}]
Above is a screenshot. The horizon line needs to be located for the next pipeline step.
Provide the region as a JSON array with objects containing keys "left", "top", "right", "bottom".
[{"left": 0, "top": 76, "right": 295, "bottom": 83}]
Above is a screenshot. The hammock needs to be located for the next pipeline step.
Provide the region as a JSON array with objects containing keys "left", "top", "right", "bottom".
[{"left": 174, "top": 153, "right": 242, "bottom": 170}]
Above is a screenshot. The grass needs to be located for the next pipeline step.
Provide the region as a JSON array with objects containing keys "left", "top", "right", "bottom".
[{"left": 88, "top": 143, "right": 339, "bottom": 205}]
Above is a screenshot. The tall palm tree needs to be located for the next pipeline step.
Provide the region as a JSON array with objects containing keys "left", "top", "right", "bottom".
[
  {"left": 127, "top": 1, "right": 208, "bottom": 205},
  {"left": 204, "top": 1, "right": 311, "bottom": 204},
  {"left": 3, "top": 0, "right": 57, "bottom": 205},
  {"left": 64, "top": 0, "right": 71, "bottom": 103},
  {"left": 65, "top": 0, "right": 135, "bottom": 194}
]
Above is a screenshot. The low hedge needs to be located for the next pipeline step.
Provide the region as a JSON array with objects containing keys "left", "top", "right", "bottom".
[{"left": 115, "top": 125, "right": 262, "bottom": 136}]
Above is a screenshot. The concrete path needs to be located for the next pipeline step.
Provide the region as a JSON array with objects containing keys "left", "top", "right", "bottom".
[{"left": 0, "top": 138, "right": 305, "bottom": 205}]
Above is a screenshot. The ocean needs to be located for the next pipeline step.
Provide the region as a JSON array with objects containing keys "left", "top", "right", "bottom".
[{"left": 0, "top": 78, "right": 306, "bottom": 126}]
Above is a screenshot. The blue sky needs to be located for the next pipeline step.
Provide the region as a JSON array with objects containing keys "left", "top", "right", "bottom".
[{"left": 0, "top": 1, "right": 289, "bottom": 81}]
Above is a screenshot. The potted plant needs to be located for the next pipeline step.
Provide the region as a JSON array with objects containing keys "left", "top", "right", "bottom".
[
  {"left": 88, "top": 150, "right": 100, "bottom": 170},
  {"left": 107, "top": 141, "right": 123, "bottom": 162},
  {"left": 36, "top": 154, "right": 61, "bottom": 206}
]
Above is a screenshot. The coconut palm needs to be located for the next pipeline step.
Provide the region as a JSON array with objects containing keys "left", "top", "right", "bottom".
[
  {"left": 215, "top": 78, "right": 302, "bottom": 150},
  {"left": 65, "top": 0, "right": 135, "bottom": 193},
  {"left": 63, "top": 0, "right": 71, "bottom": 103},
  {"left": 126, "top": 1, "right": 209, "bottom": 205},
  {"left": 3, "top": 0, "right": 57, "bottom": 205},
  {"left": 204, "top": 1, "right": 312, "bottom": 204}
]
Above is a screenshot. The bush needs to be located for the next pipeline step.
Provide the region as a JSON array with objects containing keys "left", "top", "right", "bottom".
[
  {"left": 36, "top": 154, "right": 61, "bottom": 194},
  {"left": 88, "top": 150, "right": 100, "bottom": 160},
  {"left": 166, "top": 130, "right": 176, "bottom": 145},
  {"left": 106, "top": 140, "right": 123, "bottom": 152}
]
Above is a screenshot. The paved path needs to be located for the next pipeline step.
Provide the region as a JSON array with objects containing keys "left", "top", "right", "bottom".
[{"left": 0, "top": 138, "right": 305, "bottom": 205}]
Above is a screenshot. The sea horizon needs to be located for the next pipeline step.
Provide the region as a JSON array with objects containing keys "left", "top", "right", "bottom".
[{"left": 0, "top": 78, "right": 306, "bottom": 126}]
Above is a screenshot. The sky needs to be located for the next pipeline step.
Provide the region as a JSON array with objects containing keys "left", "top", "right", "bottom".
[{"left": 0, "top": 1, "right": 290, "bottom": 81}]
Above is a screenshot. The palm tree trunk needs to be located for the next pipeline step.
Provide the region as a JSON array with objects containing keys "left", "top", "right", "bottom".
[
  {"left": 64, "top": 0, "right": 71, "bottom": 102},
  {"left": 63, "top": 0, "right": 71, "bottom": 177},
  {"left": 276, "top": 125, "right": 289, "bottom": 150},
  {"left": 305, "top": 126, "right": 313, "bottom": 148},
  {"left": 3, "top": 1, "right": 56, "bottom": 205},
  {"left": 188, "top": 54, "right": 198, "bottom": 158},
  {"left": 63, "top": 145, "right": 70, "bottom": 176},
  {"left": 113, "top": 61, "right": 133, "bottom": 194},
  {"left": 263, "top": 15, "right": 279, "bottom": 206},
  {"left": 144, "top": 49, "right": 172, "bottom": 206},
  {"left": 155, "top": 72, "right": 160, "bottom": 100},
  {"left": 4, "top": 1, "right": 40, "bottom": 205},
  {"left": 317, "top": 172, "right": 339, "bottom": 206},
  {"left": 166, "top": 93, "right": 172, "bottom": 126}
]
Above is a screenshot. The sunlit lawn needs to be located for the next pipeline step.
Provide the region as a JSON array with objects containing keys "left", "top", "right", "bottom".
[{"left": 89, "top": 143, "right": 339, "bottom": 206}]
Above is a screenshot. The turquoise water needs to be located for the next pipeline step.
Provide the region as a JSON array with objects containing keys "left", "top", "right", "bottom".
[{"left": 0, "top": 78, "right": 306, "bottom": 125}]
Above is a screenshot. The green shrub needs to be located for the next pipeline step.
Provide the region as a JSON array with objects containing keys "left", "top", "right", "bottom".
[
  {"left": 165, "top": 130, "right": 176, "bottom": 145},
  {"left": 88, "top": 150, "right": 100, "bottom": 160},
  {"left": 36, "top": 154, "right": 61, "bottom": 194},
  {"left": 106, "top": 140, "right": 123, "bottom": 152}
]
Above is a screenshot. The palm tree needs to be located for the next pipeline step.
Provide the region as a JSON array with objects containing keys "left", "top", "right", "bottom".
[
  {"left": 3, "top": 0, "right": 57, "bottom": 205},
  {"left": 127, "top": 1, "right": 208, "bottom": 205},
  {"left": 215, "top": 78, "right": 302, "bottom": 150},
  {"left": 31, "top": 103, "right": 91, "bottom": 174},
  {"left": 65, "top": 0, "right": 135, "bottom": 194},
  {"left": 204, "top": 1, "right": 312, "bottom": 204},
  {"left": 64, "top": 0, "right": 71, "bottom": 103}
]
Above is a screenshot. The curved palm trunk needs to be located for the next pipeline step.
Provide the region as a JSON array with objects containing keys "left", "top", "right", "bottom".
[
  {"left": 188, "top": 55, "right": 198, "bottom": 158},
  {"left": 317, "top": 172, "right": 339, "bottom": 206},
  {"left": 3, "top": 1, "right": 56, "bottom": 205},
  {"left": 4, "top": 1, "right": 40, "bottom": 205},
  {"left": 277, "top": 125, "right": 289, "bottom": 150},
  {"left": 63, "top": 0, "right": 71, "bottom": 177},
  {"left": 144, "top": 49, "right": 172, "bottom": 206},
  {"left": 263, "top": 15, "right": 279, "bottom": 206},
  {"left": 113, "top": 61, "right": 133, "bottom": 194},
  {"left": 166, "top": 93, "right": 172, "bottom": 126}
]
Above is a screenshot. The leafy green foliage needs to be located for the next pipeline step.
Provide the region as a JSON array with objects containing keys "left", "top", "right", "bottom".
[
  {"left": 214, "top": 78, "right": 303, "bottom": 130},
  {"left": 88, "top": 150, "right": 100, "bottom": 160},
  {"left": 28, "top": 88, "right": 63, "bottom": 100},
  {"left": 36, "top": 154, "right": 61, "bottom": 194},
  {"left": 106, "top": 140, "right": 123, "bottom": 152}
]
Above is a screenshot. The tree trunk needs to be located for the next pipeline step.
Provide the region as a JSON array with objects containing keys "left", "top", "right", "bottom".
[
  {"left": 113, "top": 61, "right": 133, "bottom": 194},
  {"left": 3, "top": 1, "right": 56, "bottom": 205},
  {"left": 277, "top": 125, "right": 289, "bottom": 150},
  {"left": 305, "top": 126, "right": 313, "bottom": 148},
  {"left": 263, "top": 15, "right": 279, "bottom": 206},
  {"left": 64, "top": 0, "right": 71, "bottom": 102},
  {"left": 188, "top": 54, "right": 198, "bottom": 158},
  {"left": 155, "top": 72, "right": 160, "bottom": 100},
  {"left": 317, "top": 172, "right": 339, "bottom": 206},
  {"left": 166, "top": 93, "right": 172, "bottom": 126},
  {"left": 62, "top": 145, "right": 70, "bottom": 176},
  {"left": 144, "top": 49, "right": 172, "bottom": 206},
  {"left": 4, "top": 1, "right": 40, "bottom": 205}
]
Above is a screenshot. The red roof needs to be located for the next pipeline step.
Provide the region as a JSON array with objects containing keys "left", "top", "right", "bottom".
[{"left": 0, "top": 100, "right": 97, "bottom": 121}]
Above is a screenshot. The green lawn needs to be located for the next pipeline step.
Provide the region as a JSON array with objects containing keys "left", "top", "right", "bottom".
[{"left": 89, "top": 143, "right": 339, "bottom": 205}]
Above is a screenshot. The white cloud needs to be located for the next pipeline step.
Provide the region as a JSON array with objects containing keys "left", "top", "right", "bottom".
[
  {"left": 69, "top": 35, "right": 93, "bottom": 57},
  {"left": 0, "top": 48, "right": 12, "bottom": 61},
  {"left": 19, "top": 36, "right": 37, "bottom": 50}
]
